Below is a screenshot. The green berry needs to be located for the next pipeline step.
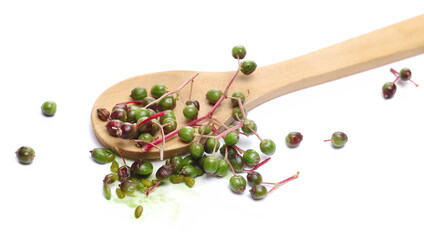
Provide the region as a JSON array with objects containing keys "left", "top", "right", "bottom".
[
  {"left": 203, "top": 156, "right": 220, "bottom": 174},
  {"left": 247, "top": 171, "right": 263, "bottom": 186},
  {"left": 232, "top": 107, "right": 247, "bottom": 121},
  {"left": 232, "top": 45, "right": 246, "bottom": 60},
  {"left": 90, "top": 148, "right": 115, "bottom": 164},
  {"left": 260, "top": 139, "right": 276, "bottom": 155},
  {"left": 330, "top": 131, "right": 348, "bottom": 148},
  {"left": 215, "top": 159, "right": 229, "bottom": 177},
  {"left": 206, "top": 89, "right": 223, "bottom": 105},
  {"left": 178, "top": 126, "right": 196, "bottom": 143},
  {"left": 151, "top": 83, "right": 167, "bottom": 99},
  {"left": 185, "top": 99, "right": 200, "bottom": 110},
  {"left": 41, "top": 101, "right": 57, "bottom": 116},
  {"left": 231, "top": 91, "right": 246, "bottom": 107},
  {"left": 130, "top": 87, "right": 148, "bottom": 101},
  {"left": 119, "top": 180, "right": 137, "bottom": 194},
  {"left": 137, "top": 132, "right": 154, "bottom": 146},
  {"left": 189, "top": 142, "right": 204, "bottom": 160},
  {"left": 160, "top": 109, "right": 176, "bottom": 123},
  {"left": 158, "top": 95, "right": 176, "bottom": 111},
  {"left": 240, "top": 60, "right": 257, "bottom": 75},
  {"left": 15, "top": 146, "right": 35, "bottom": 164},
  {"left": 241, "top": 119, "right": 257, "bottom": 135},
  {"left": 183, "top": 105, "right": 198, "bottom": 120},
  {"left": 136, "top": 117, "right": 152, "bottom": 133},
  {"left": 198, "top": 125, "right": 212, "bottom": 135},
  {"left": 229, "top": 175, "right": 247, "bottom": 194},
  {"left": 167, "top": 155, "right": 185, "bottom": 173},
  {"left": 243, "top": 149, "right": 260, "bottom": 167},
  {"left": 204, "top": 138, "right": 220, "bottom": 154},
  {"left": 229, "top": 154, "right": 245, "bottom": 173},
  {"left": 224, "top": 131, "right": 239, "bottom": 146},
  {"left": 180, "top": 165, "right": 199, "bottom": 178},
  {"left": 134, "top": 108, "right": 151, "bottom": 121},
  {"left": 130, "top": 160, "right": 153, "bottom": 178},
  {"left": 249, "top": 185, "right": 268, "bottom": 200},
  {"left": 162, "top": 118, "right": 177, "bottom": 134}
]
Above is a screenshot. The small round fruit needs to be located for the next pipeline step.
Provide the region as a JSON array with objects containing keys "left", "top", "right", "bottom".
[
  {"left": 243, "top": 149, "right": 260, "bottom": 167},
  {"left": 231, "top": 91, "right": 246, "bottom": 107},
  {"left": 260, "top": 139, "right": 276, "bottom": 155},
  {"left": 204, "top": 138, "right": 220, "bottom": 154},
  {"left": 241, "top": 119, "right": 257, "bottom": 135},
  {"left": 229, "top": 154, "right": 245, "bottom": 173},
  {"left": 215, "top": 159, "right": 230, "bottom": 177},
  {"left": 382, "top": 82, "right": 397, "bottom": 99},
  {"left": 158, "top": 95, "right": 176, "bottom": 111},
  {"left": 178, "top": 126, "right": 195, "bottom": 143},
  {"left": 330, "top": 131, "right": 348, "bottom": 148},
  {"left": 285, "top": 132, "right": 303, "bottom": 148},
  {"left": 185, "top": 99, "right": 200, "bottom": 110},
  {"left": 162, "top": 118, "right": 177, "bottom": 134},
  {"left": 224, "top": 131, "right": 239, "bottom": 146},
  {"left": 399, "top": 68, "right": 412, "bottom": 81},
  {"left": 151, "top": 83, "right": 167, "bottom": 99},
  {"left": 16, "top": 146, "right": 35, "bottom": 164},
  {"left": 206, "top": 89, "right": 223, "bottom": 105},
  {"left": 130, "top": 87, "right": 148, "bottom": 101},
  {"left": 203, "top": 156, "right": 220, "bottom": 174},
  {"left": 198, "top": 125, "right": 212, "bottom": 135},
  {"left": 41, "top": 101, "right": 57, "bottom": 116},
  {"left": 229, "top": 175, "right": 247, "bottom": 194},
  {"left": 189, "top": 142, "right": 204, "bottom": 160},
  {"left": 131, "top": 160, "right": 153, "bottom": 178},
  {"left": 90, "top": 148, "right": 115, "bottom": 164},
  {"left": 232, "top": 45, "right": 246, "bottom": 60},
  {"left": 137, "top": 132, "right": 154, "bottom": 146},
  {"left": 247, "top": 171, "right": 263, "bottom": 186},
  {"left": 250, "top": 185, "right": 268, "bottom": 200},
  {"left": 240, "top": 60, "right": 257, "bottom": 75},
  {"left": 183, "top": 105, "right": 198, "bottom": 120}
]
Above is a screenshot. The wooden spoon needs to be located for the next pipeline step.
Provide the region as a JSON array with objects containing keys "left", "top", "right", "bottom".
[{"left": 91, "top": 14, "right": 424, "bottom": 160}]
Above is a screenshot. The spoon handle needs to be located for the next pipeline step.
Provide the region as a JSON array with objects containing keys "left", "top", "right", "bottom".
[{"left": 242, "top": 14, "right": 424, "bottom": 109}]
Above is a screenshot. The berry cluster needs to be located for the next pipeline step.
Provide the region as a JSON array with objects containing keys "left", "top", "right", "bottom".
[{"left": 94, "top": 45, "right": 299, "bottom": 218}]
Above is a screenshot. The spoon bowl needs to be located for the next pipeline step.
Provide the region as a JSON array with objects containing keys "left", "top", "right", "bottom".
[{"left": 91, "top": 14, "right": 424, "bottom": 160}]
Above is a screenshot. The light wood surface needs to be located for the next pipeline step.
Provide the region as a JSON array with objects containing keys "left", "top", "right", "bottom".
[{"left": 91, "top": 14, "right": 424, "bottom": 160}]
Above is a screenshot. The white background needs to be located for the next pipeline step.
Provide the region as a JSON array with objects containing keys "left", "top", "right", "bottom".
[{"left": 1, "top": 1, "right": 423, "bottom": 239}]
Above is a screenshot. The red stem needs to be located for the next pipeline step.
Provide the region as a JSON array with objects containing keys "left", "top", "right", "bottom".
[
  {"left": 390, "top": 68, "right": 399, "bottom": 76},
  {"left": 134, "top": 111, "right": 166, "bottom": 130},
  {"left": 245, "top": 157, "right": 271, "bottom": 172},
  {"left": 146, "top": 180, "right": 161, "bottom": 196},
  {"left": 267, "top": 172, "right": 300, "bottom": 194},
  {"left": 115, "top": 100, "right": 143, "bottom": 106}
]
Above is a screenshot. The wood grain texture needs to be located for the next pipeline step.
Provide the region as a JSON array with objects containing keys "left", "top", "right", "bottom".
[{"left": 91, "top": 14, "right": 424, "bottom": 160}]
